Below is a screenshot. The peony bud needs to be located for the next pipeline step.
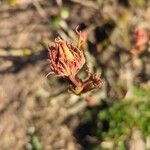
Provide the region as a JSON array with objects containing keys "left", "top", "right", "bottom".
[
  {"left": 47, "top": 27, "right": 103, "bottom": 95},
  {"left": 48, "top": 37, "right": 85, "bottom": 77}
]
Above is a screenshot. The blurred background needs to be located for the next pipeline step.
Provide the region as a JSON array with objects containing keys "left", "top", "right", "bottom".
[{"left": 0, "top": 0, "right": 149, "bottom": 150}]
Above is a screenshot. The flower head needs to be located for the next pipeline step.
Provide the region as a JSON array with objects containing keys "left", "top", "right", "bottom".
[
  {"left": 48, "top": 37, "right": 85, "bottom": 77},
  {"left": 47, "top": 27, "right": 103, "bottom": 95}
]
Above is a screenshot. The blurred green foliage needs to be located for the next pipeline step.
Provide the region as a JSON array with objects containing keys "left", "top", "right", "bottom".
[
  {"left": 31, "top": 135, "right": 43, "bottom": 150},
  {"left": 28, "top": 126, "right": 43, "bottom": 150},
  {"left": 79, "top": 86, "right": 150, "bottom": 149},
  {"left": 51, "top": 16, "right": 61, "bottom": 28},
  {"left": 51, "top": 7, "right": 69, "bottom": 28}
]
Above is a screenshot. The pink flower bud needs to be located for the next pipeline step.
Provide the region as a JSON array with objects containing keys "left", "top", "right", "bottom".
[
  {"left": 131, "top": 28, "right": 149, "bottom": 55},
  {"left": 134, "top": 28, "right": 148, "bottom": 47},
  {"left": 48, "top": 37, "right": 85, "bottom": 77},
  {"left": 47, "top": 27, "right": 103, "bottom": 95}
]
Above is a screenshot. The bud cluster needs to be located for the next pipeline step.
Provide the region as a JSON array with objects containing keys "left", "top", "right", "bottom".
[{"left": 47, "top": 27, "right": 103, "bottom": 95}]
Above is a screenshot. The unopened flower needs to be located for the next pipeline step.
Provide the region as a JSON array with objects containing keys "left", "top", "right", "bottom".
[
  {"left": 134, "top": 28, "right": 148, "bottom": 47},
  {"left": 131, "top": 28, "right": 149, "bottom": 55},
  {"left": 47, "top": 36, "right": 85, "bottom": 77},
  {"left": 47, "top": 27, "right": 103, "bottom": 95}
]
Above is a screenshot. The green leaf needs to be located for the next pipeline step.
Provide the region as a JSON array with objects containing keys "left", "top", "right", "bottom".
[{"left": 31, "top": 135, "right": 43, "bottom": 150}]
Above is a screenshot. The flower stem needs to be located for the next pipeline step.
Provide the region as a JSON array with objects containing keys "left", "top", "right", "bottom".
[{"left": 68, "top": 75, "right": 82, "bottom": 88}]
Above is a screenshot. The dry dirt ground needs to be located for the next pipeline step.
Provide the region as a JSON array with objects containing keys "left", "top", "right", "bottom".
[
  {"left": 0, "top": 2, "right": 84, "bottom": 150},
  {"left": 1, "top": 62, "right": 83, "bottom": 150},
  {"left": 0, "top": 1, "right": 150, "bottom": 150},
  {"left": 0, "top": 60, "right": 82, "bottom": 150}
]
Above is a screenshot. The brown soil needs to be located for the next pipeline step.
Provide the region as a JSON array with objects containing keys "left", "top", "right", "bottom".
[{"left": 0, "top": 0, "right": 149, "bottom": 150}]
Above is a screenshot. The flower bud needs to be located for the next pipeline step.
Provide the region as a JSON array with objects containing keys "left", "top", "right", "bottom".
[
  {"left": 48, "top": 37, "right": 85, "bottom": 77},
  {"left": 131, "top": 28, "right": 149, "bottom": 55},
  {"left": 47, "top": 27, "right": 103, "bottom": 95}
]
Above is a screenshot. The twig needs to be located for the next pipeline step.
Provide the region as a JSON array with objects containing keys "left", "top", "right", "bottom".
[{"left": 32, "top": 0, "right": 47, "bottom": 21}]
